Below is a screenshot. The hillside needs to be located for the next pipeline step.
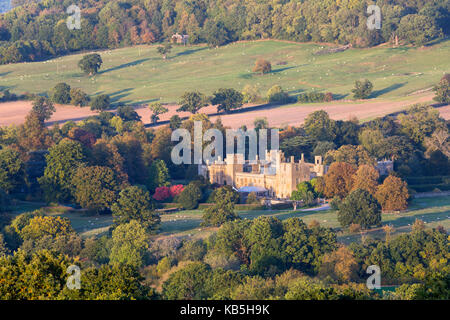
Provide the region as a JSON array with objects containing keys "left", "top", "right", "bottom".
[{"left": 0, "top": 39, "right": 449, "bottom": 106}]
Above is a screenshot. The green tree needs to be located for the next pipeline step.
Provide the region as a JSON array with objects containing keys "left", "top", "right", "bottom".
[
  {"left": 60, "top": 264, "right": 152, "bottom": 300},
  {"left": 433, "top": 74, "right": 450, "bottom": 104},
  {"left": 50, "top": 83, "right": 71, "bottom": 104},
  {"left": 148, "top": 159, "right": 170, "bottom": 192},
  {"left": 202, "top": 186, "right": 239, "bottom": 227},
  {"left": 162, "top": 262, "right": 212, "bottom": 299},
  {"left": 78, "top": 53, "right": 103, "bottom": 75},
  {"left": 90, "top": 94, "right": 110, "bottom": 111},
  {"left": 177, "top": 91, "right": 208, "bottom": 114},
  {"left": 149, "top": 102, "right": 168, "bottom": 124},
  {"left": 291, "top": 181, "right": 317, "bottom": 206},
  {"left": 109, "top": 220, "right": 149, "bottom": 268},
  {"left": 304, "top": 110, "right": 336, "bottom": 142},
  {"left": 398, "top": 104, "right": 444, "bottom": 144},
  {"left": 0, "top": 249, "right": 71, "bottom": 300},
  {"left": 282, "top": 217, "right": 336, "bottom": 273},
  {"left": 397, "top": 14, "right": 441, "bottom": 46},
  {"left": 32, "top": 96, "right": 55, "bottom": 122},
  {"left": 70, "top": 88, "right": 90, "bottom": 107},
  {"left": 157, "top": 43, "right": 172, "bottom": 60},
  {"left": 0, "top": 147, "right": 24, "bottom": 194},
  {"left": 72, "top": 165, "right": 119, "bottom": 213},
  {"left": 267, "top": 85, "right": 290, "bottom": 104},
  {"left": 211, "top": 88, "right": 244, "bottom": 113},
  {"left": 169, "top": 115, "right": 182, "bottom": 130},
  {"left": 338, "top": 189, "right": 381, "bottom": 229},
  {"left": 178, "top": 182, "right": 202, "bottom": 210},
  {"left": 111, "top": 186, "right": 160, "bottom": 233},
  {"left": 38, "top": 139, "right": 85, "bottom": 203},
  {"left": 352, "top": 79, "right": 373, "bottom": 99}
]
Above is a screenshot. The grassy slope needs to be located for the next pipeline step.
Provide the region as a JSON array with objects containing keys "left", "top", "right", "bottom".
[{"left": 0, "top": 39, "right": 449, "bottom": 104}]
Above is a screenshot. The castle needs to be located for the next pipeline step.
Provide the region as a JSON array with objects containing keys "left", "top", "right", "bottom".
[{"left": 199, "top": 150, "right": 328, "bottom": 199}]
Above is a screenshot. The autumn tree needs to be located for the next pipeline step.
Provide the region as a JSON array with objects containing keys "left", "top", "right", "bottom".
[
  {"left": 253, "top": 59, "right": 271, "bottom": 74},
  {"left": 324, "top": 162, "right": 357, "bottom": 199},
  {"left": 375, "top": 175, "right": 410, "bottom": 212},
  {"left": 352, "top": 164, "right": 379, "bottom": 195},
  {"left": 318, "top": 246, "right": 358, "bottom": 283},
  {"left": 17, "top": 112, "right": 53, "bottom": 151}
]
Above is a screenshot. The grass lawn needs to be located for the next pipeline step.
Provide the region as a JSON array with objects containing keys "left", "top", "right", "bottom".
[
  {"left": 6, "top": 195, "right": 449, "bottom": 242},
  {"left": 159, "top": 195, "right": 450, "bottom": 242},
  {"left": 0, "top": 39, "right": 449, "bottom": 105}
]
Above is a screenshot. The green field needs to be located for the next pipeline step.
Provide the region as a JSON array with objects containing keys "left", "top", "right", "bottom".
[
  {"left": 9, "top": 195, "right": 449, "bottom": 242},
  {"left": 1, "top": 39, "right": 449, "bottom": 104}
]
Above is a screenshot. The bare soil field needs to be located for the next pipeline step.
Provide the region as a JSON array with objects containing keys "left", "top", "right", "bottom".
[{"left": 0, "top": 93, "right": 448, "bottom": 129}]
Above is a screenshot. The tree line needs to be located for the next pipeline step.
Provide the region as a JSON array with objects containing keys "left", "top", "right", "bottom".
[{"left": 0, "top": 0, "right": 449, "bottom": 64}]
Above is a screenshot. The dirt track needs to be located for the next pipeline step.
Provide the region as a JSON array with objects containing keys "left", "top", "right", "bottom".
[{"left": 0, "top": 93, "right": 448, "bottom": 129}]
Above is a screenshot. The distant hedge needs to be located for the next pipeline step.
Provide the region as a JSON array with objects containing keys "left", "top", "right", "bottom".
[{"left": 297, "top": 92, "right": 333, "bottom": 103}]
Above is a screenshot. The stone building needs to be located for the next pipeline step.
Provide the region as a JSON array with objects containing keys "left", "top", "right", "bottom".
[
  {"left": 376, "top": 159, "right": 394, "bottom": 176},
  {"left": 171, "top": 33, "right": 189, "bottom": 45},
  {"left": 199, "top": 150, "right": 328, "bottom": 199}
]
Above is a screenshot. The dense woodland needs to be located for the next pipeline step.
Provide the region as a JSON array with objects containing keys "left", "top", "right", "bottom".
[
  {"left": 0, "top": 0, "right": 449, "bottom": 301},
  {"left": 0, "top": 0, "right": 449, "bottom": 64},
  {"left": 0, "top": 90, "right": 449, "bottom": 298}
]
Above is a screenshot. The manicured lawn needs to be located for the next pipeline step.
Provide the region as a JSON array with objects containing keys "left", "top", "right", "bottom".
[{"left": 1, "top": 39, "right": 449, "bottom": 104}]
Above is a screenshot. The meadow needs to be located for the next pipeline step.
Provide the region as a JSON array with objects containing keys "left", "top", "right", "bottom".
[
  {"left": 8, "top": 194, "right": 450, "bottom": 244},
  {"left": 1, "top": 39, "right": 449, "bottom": 105}
]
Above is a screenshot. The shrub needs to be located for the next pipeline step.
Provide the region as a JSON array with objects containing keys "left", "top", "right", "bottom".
[
  {"left": 352, "top": 79, "right": 373, "bottom": 99},
  {"left": 267, "top": 85, "right": 290, "bottom": 104},
  {"left": 297, "top": 92, "right": 333, "bottom": 103},
  {"left": 153, "top": 186, "right": 171, "bottom": 201},
  {"left": 242, "top": 85, "right": 261, "bottom": 103},
  {"left": 90, "top": 94, "right": 110, "bottom": 111}
]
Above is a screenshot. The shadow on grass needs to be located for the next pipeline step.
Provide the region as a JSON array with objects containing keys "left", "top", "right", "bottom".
[
  {"left": 98, "top": 58, "right": 150, "bottom": 74},
  {"left": 370, "top": 83, "right": 406, "bottom": 98}
]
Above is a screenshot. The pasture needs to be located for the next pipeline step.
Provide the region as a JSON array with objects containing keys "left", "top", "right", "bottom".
[
  {"left": 8, "top": 194, "right": 449, "bottom": 243},
  {"left": 1, "top": 39, "right": 449, "bottom": 105}
]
